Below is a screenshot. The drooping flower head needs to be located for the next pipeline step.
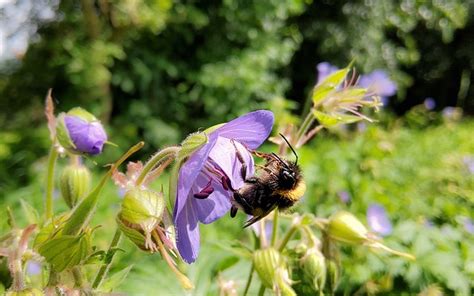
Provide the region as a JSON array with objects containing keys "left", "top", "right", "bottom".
[
  {"left": 56, "top": 107, "right": 108, "bottom": 155},
  {"left": 366, "top": 203, "right": 392, "bottom": 236},
  {"left": 174, "top": 110, "right": 274, "bottom": 263},
  {"left": 358, "top": 70, "right": 397, "bottom": 105}
]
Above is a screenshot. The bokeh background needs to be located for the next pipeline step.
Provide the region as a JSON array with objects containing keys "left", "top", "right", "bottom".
[{"left": 0, "top": 0, "right": 473, "bottom": 295}]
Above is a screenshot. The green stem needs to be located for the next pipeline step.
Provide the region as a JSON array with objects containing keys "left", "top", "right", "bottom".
[
  {"left": 152, "top": 231, "right": 193, "bottom": 290},
  {"left": 258, "top": 284, "right": 266, "bottom": 296},
  {"left": 243, "top": 264, "right": 254, "bottom": 296},
  {"left": 295, "top": 111, "right": 314, "bottom": 146},
  {"left": 45, "top": 146, "right": 59, "bottom": 220},
  {"left": 92, "top": 228, "right": 122, "bottom": 289},
  {"left": 278, "top": 225, "right": 298, "bottom": 252},
  {"left": 72, "top": 266, "right": 85, "bottom": 288},
  {"left": 135, "top": 146, "right": 180, "bottom": 186},
  {"left": 270, "top": 210, "right": 278, "bottom": 247}
]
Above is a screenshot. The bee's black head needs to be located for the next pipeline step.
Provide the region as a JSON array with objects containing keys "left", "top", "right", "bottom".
[{"left": 279, "top": 161, "right": 300, "bottom": 189}]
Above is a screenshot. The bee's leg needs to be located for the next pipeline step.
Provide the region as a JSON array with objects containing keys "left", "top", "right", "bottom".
[
  {"left": 231, "top": 139, "right": 248, "bottom": 180},
  {"left": 230, "top": 205, "right": 238, "bottom": 218}
]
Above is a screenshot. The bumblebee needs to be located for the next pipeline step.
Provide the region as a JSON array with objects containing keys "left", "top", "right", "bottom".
[{"left": 230, "top": 134, "right": 306, "bottom": 227}]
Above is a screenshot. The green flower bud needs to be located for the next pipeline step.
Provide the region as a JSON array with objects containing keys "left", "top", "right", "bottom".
[
  {"left": 326, "top": 259, "right": 340, "bottom": 293},
  {"left": 56, "top": 107, "right": 107, "bottom": 155},
  {"left": 254, "top": 248, "right": 295, "bottom": 295},
  {"left": 253, "top": 248, "right": 284, "bottom": 289},
  {"left": 327, "top": 211, "right": 369, "bottom": 245},
  {"left": 121, "top": 188, "right": 165, "bottom": 230},
  {"left": 118, "top": 188, "right": 166, "bottom": 252},
  {"left": 274, "top": 268, "right": 297, "bottom": 296},
  {"left": 60, "top": 164, "right": 91, "bottom": 208},
  {"left": 300, "top": 248, "right": 326, "bottom": 291},
  {"left": 6, "top": 288, "right": 44, "bottom": 296}
]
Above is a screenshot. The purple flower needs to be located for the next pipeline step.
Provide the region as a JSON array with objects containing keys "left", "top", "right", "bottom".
[
  {"left": 337, "top": 191, "right": 351, "bottom": 204},
  {"left": 463, "top": 156, "right": 474, "bottom": 174},
  {"left": 174, "top": 110, "right": 274, "bottom": 263},
  {"left": 463, "top": 218, "right": 474, "bottom": 234},
  {"left": 367, "top": 203, "right": 392, "bottom": 236},
  {"left": 26, "top": 261, "right": 42, "bottom": 276},
  {"left": 64, "top": 115, "right": 107, "bottom": 155},
  {"left": 358, "top": 70, "right": 397, "bottom": 103},
  {"left": 316, "top": 62, "right": 339, "bottom": 84},
  {"left": 57, "top": 107, "right": 107, "bottom": 155},
  {"left": 424, "top": 97, "right": 436, "bottom": 110}
]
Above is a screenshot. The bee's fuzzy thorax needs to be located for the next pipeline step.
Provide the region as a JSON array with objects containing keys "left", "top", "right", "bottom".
[{"left": 276, "top": 179, "right": 306, "bottom": 202}]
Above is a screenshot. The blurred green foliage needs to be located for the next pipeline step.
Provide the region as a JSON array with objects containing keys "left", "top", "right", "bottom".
[{"left": 1, "top": 0, "right": 473, "bottom": 192}]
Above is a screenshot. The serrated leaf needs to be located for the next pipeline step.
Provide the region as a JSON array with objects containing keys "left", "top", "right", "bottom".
[
  {"left": 20, "top": 199, "right": 39, "bottom": 225},
  {"left": 98, "top": 265, "right": 133, "bottom": 293}
]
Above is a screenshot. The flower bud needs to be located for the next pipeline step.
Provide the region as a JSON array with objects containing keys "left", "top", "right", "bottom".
[
  {"left": 118, "top": 188, "right": 165, "bottom": 251},
  {"left": 56, "top": 107, "right": 107, "bottom": 155},
  {"left": 326, "top": 259, "right": 340, "bottom": 293},
  {"left": 59, "top": 164, "right": 91, "bottom": 208},
  {"left": 253, "top": 248, "right": 284, "bottom": 289},
  {"left": 300, "top": 248, "right": 326, "bottom": 291},
  {"left": 327, "top": 211, "right": 369, "bottom": 245},
  {"left": 254, "top": 248, "right": 295, "bottom": 295}
]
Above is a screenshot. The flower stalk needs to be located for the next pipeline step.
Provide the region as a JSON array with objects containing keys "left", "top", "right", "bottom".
[
  {"left": 135, "top": 146, "right": 180, "bottom": 187},
  {"left": 92, "top": 228, "right": 122, "bottom": 289},
  {"left": 45, "top": 147, "right": 59, "bottom": 220}
]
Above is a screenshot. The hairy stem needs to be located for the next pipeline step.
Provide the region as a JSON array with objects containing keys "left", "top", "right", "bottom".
[
  {"left": 152, "top": 231, "right": 193, "bottom": 290},
  {"left": 45, "top": 147, "right": 59, "bottom": 220},
  {"left": 92, "top": 228, "right": 122, "bottom": 289},
  {"left": 135, "top": 146, "right": 180, "bottom": 186}
]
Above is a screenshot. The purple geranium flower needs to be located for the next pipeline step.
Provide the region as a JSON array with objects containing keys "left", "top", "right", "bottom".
[
  {"left": 358, "top": 70, "right": 397, "bottom": 104},
  {"left": 316, "top": 62, "right": 339, "bottom": 84},
  {"left": 463, "top": 218, "right": 474, "bottom": 234},
  {"left": 337, "top": 191, "right": 351, "bottom": 204},
  {"left": 424, "top": 97, "right": 436, "bottom": 110},
  {"left": 26, "top": 261, "right": 42, "bottom": 276},
  {"left": 367, "top": 203, "right": 392, "bottom": 236},
  {"left": 64, "top": 115, "right": 107, "bottom": 155},
  {"left": 174, "top": 110, "right": 274, "bottom": 263},
  {"left": 463, "top": 156, "right": 474, "bottom": 174}
]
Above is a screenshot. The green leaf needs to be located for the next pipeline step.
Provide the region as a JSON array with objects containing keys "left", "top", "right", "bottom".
[
  {"left": 98, "top": 265, "right": 133, "bottom": 293},
  {"left": 20, "top": 199, "right": 39, "bottom": 225},
  {"left": 312, "top": 67, "right": 350, "bottom": 105},
  {"left": 312, "top": 111, "right": 341, "bottom": 127},
  {"left": 38, "top": 234, "right": 91, "bottom": 272}
]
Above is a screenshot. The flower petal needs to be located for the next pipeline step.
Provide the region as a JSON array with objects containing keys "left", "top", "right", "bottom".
[
  {"left": 367, "top": 203, "right": 392, "bottom": 236},
  {"left": 175, "top": 199, "right": 200, "bottom": 263},
  {"left": 208, "top": 136, "right": 254, "bottom": 189},
  {"left": 64, "top": 116, "right": 107, "bottom": 155},
  {"left": 174, "top": 134, "right": 218, "bottom": 223},
  {"left": 191, "top": 173, "right": 232, "bottom": 224},
  {"left": 214, "top": 110, "right": 274, "bottom": 149}
]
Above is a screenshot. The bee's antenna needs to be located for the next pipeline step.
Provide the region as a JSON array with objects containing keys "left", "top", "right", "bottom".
[
  {"left": 271, "top": 152, "right": 289, "bottom": 168},
  {"left": 279, "top": 133, "right": 298, "bottom": 164}
]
